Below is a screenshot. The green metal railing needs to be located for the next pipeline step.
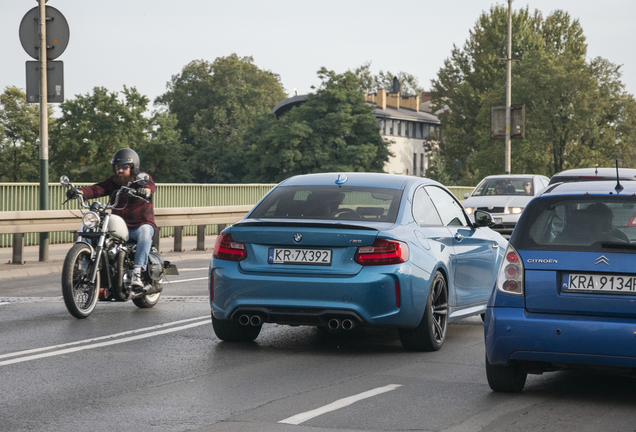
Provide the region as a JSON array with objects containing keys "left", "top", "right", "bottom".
[
  {"left": 0, "top": 183, "right": 275, "bottom": 247},
  {"left": 0, "top": 183, "right": 474, "bottom": 247}
]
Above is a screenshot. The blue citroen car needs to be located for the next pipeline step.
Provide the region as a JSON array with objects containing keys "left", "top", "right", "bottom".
[
  {"left": 210, "top": 173, "right": 506, "bottom": 351},
  {"left": 485, "top": 180, "right": 636, "bottom": 391}
]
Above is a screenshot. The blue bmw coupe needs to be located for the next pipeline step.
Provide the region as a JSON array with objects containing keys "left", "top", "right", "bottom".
[
  {"left": 209, "top": 173, "right": 506, "bottom": 351},
  {"left": 485, "top": 180, "right": 636, "bottom": 391}
]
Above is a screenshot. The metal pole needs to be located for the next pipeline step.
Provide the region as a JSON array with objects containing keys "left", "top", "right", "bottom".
[
  {"left": 504, "top": 0, "right": 512, "bottom": 174},
  {"left": 38, "top": 0, "right": 49, "bottom": 262}
]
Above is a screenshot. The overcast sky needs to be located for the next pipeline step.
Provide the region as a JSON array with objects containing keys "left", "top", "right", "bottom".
[{"left": 2, "top": 0, "right": 635, "bottom": 109}]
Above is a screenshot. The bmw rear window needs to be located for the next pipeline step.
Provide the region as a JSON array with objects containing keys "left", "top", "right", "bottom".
[
  {"left": 511, "top": 196, "right": 636, "bottom": 252},
  {"left": 250, "top": 186, "right": 403, "bottom": 222}
]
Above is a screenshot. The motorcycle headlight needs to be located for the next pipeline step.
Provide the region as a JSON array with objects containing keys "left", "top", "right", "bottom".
[{"left": 82, "top": 211, "right": 100, "bottom": 229}]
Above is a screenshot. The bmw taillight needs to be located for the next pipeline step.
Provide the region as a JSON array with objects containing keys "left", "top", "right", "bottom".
[
  {"left": 497, "top": 244, "right": 524, "bottom": 296},
  {"left": 354, "top": 239, "right": 409, "bottom": 266},
  {"left": 213, "top": 233, "right": 247, "bottom": 262}
]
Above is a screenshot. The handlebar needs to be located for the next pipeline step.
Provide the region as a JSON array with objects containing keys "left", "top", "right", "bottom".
[{"left": 62, "top": 179, "right": 149, "bottom": 211}]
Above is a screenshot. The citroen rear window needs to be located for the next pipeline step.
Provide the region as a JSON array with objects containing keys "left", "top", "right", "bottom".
[
  {"left": 511, "top": 196, "right": 636, "bottom": 252},
  {"left": 250, "top": 186, "right": 403, "bottom": 222}
]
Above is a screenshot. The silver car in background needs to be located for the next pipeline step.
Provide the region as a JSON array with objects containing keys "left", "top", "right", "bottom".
[{"left": 463, "top": 174, "right": 550, "bottom": 237}]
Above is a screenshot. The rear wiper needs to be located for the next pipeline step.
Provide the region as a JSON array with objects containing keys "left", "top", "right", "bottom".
[{"left": 600, "top": 241, "right": 636, "bottom": 250}]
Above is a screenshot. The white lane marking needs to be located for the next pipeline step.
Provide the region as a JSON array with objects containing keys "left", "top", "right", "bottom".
[
  {"left": 0, "top": 302, "right": 9, "bottom": 306},
  {"left": 177, "top": 267, "right": 208, "bottom": 272},
  {"left": 278, "top": 384, "right": 402, "bottom": 425},
  {"left": 1, "top": 318, "right": 211, "bottom": 367},
  {"left": 0, "top": 316, "right": 210, "bottom": 361},
  {"left": 165, "top": 277, "right": 207, "bottom": 284}
]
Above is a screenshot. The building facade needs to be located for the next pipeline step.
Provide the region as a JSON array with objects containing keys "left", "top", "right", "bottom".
[{"left": 272, "top": 88, "right": 441, "bottom": 176}]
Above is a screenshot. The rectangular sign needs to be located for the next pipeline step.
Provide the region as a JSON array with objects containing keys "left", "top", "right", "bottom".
[
  {"left": 491, "top": 104, "right": 525, "bottom": 139},
  {"left": 26, "top": 60, "right": 64, "bottom": 103},
  {"left": 268, "top": 248, "right": 332, "bottom": 265}
]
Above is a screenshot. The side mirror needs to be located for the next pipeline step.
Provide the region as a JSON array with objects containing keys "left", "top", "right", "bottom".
[
  {"left": 463, "top": 192, "right": 470, "bottom": 199},
  {"left": 474, "top": 210, "right": 495, "bottom": 227},
  {"left": 135, "top": 172, "right": 150, "bottom": 186},
  {"left": 60, "top": 175, "right": 70, "bottom": 186}
]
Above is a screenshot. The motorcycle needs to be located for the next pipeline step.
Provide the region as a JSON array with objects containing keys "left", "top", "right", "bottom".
[{"left": 60, "top": 173, "right": 178, "bottom": 319}]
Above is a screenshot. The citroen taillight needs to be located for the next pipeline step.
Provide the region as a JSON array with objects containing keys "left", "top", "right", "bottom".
[
  {"left": 497, "top": 244, "right": 524, "bottom": 296},
  {"left": 213, "top": 233, "right": 247, "bottom": 262},
  {"left": 354, "top": 239, "right": 409, "bottom": 266}
]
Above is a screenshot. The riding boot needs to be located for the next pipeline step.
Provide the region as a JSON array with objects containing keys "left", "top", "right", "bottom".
[{"left": 131, "top": 266, "right": 144, "bottom": 291}]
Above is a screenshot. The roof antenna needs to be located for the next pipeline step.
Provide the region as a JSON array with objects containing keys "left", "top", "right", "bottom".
[{"left": 615, "top": 160, "right": 623, "bottom": 191}]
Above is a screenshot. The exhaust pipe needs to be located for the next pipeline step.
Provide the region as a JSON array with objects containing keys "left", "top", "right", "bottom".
[
  {"left": 328, "top": 318, "right": 341, "bottom": 330},
  {"left": 250, "top": 315, "right": 262, "bottom": 326},
  {"left": 238, "top": 314, "right": 250, "bottom": 326},
  {"left": 341, "top": 319, "right": 356, "bottom": 330}
]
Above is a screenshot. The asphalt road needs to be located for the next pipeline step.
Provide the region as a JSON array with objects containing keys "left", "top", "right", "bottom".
[{"left": 1, "top": 254, "right": 636, "bottom": 431}]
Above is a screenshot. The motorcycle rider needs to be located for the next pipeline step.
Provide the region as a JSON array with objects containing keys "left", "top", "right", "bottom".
[{"left": 70, "top": 148, "right": 156, "bottom": 290}]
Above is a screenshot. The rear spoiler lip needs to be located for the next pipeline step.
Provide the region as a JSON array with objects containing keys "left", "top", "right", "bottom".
[{"left": 233, "top": 219, "right": 383, "bottom": 231}]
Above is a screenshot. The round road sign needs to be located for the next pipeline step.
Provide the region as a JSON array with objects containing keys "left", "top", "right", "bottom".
[{"left": 19, "top": 6, "right": 70, "bottom": 60}]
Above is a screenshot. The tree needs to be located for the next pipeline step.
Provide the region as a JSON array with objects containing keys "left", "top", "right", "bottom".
[
  {"left": 0, "top": 86, "right": 51, "bottom": 182},
  {"left": 431, "top": 6, "right": 636, "bottom": 184},
  {"left": 156, "top": 54, "right": 287, "bottom": 183},
  {"left": 243, "top": 67, "right": 392, "bottom": 182},
  {"left": 50, "top": 86, "right": 190, "bottom": 182},
  {"left": 353, "top": 62, "right": 424, "bottom": 96}
]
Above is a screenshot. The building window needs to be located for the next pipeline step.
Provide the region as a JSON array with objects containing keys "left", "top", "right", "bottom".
[
  {"left": 422, "top": 124, "right": 429, "bottom": 139},
  {"left": 388, "top": 120, "right": 393, "bottom": 135},
  {"left": 420, "top": 154, "right": 424, "bottom": 176},
  {"left": 397, "top": 121, "right": 401, "bottom": 136},
  {"left": 413, "top": 153, "right": 417, "bottom": 176},
  {"left": 416, "top": 122, "right": 421, "bottom": 139}
]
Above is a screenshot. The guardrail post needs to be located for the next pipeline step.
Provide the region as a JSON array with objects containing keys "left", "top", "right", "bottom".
[
  {"left": 173, "top": 226, "right": 183, "bottom": 252},
  {"left": 197, "top": 225, "right": 206, "bottom": 251},
  {"left": 12, "top": 233, "right": 24, "bottom": 265},
  {"left": 153, "top": 227, "right": 161, "bottom": 251}
]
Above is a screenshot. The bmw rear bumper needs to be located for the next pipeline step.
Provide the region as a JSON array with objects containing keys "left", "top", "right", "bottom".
[
  {"left": 485, "top": 307, "right": 636, "bottom": 368},
  {"left": 209, "top": 261, "right": 429, "bottom": 328}
]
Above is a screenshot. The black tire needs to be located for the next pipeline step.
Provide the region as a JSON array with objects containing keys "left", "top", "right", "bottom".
[
  {"left": 132, "top": 291, "right": 161, "bottom": 308},
  {"left": 111, "top": 250, "right": 127, "bottom": 301},
  {"left": 399, "top": 271, "right": 448, "bottom": 351},
  {"left": 485, "top": 354, "right": 527, "bottom": 392},
  {"left": 61, "top": 243, "right": 100, "bottom": 319},
  {"left": 212, "top": 313, "right": 261, "bottom": 342}
]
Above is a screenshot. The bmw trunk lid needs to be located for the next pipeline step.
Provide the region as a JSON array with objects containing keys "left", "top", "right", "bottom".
[
  {"left": 522, "top": 250, "right": 636, "bottom": 318},
  {"left": 228, "top": 221, "right": 382, "bottom": 275}
]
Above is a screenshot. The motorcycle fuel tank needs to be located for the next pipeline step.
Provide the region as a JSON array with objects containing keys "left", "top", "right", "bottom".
[{"left": 107, "top": 214, "right": 129, "bottom": 241}]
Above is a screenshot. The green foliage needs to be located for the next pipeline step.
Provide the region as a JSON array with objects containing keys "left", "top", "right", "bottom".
[
  {"left": 156, "top": 54, "right": 287, "bottom": 183},
  {"left": 50, "top": 86, "right": 189, "bottom": 182},
  {"left": 431, "top": 6, "right": 636, "bottom": 184},
  {"left": 0, "top": 86, "right": 50, "bottom": 182},
  {"left": 352, "top": 62, "right": 424, "bottom": 96},
  {"left": 243, "top": 68, "right": 392, "bottom": 182}
]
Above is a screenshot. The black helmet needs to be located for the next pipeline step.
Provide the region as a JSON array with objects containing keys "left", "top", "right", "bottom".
[{"left": 111, "top": 148, "right": 140, "bottom": 175}]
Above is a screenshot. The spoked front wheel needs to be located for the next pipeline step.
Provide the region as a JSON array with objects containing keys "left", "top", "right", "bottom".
[{"left": 61, "top": 243, "right": 100, "bottom": 319}]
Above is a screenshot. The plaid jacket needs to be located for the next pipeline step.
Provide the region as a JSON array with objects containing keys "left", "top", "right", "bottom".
[{"left": 80, "top": 174, "right": 157, "bottom": 230}]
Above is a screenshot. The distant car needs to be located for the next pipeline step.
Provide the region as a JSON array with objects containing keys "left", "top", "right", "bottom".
[
  {"left": 549, "top": 167, "right": 636, "bottom": 185},
  {"left": 485, "top": 180, "right": 636, "bottom": 392},
  {"left": 463, "top": 175, "right": 550, "bottom": 237},
  {"left": 209, "top": 173, "right": 507, "bottom": 351}
]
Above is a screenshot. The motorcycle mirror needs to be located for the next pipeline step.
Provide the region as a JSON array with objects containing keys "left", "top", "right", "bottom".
[
  {"left": 135, "top": 172, "right": 150, "bottom": 186},
  {"left": 60, "top": 175, "right": 70, "bottom": 186}
]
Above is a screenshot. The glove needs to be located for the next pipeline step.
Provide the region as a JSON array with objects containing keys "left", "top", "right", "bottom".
[
  {"left": 137, "top": 188, "right": 151, "bottom": 199},
  {"left": 66, "top": 189, "right": 77, "bottom": 200}
]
